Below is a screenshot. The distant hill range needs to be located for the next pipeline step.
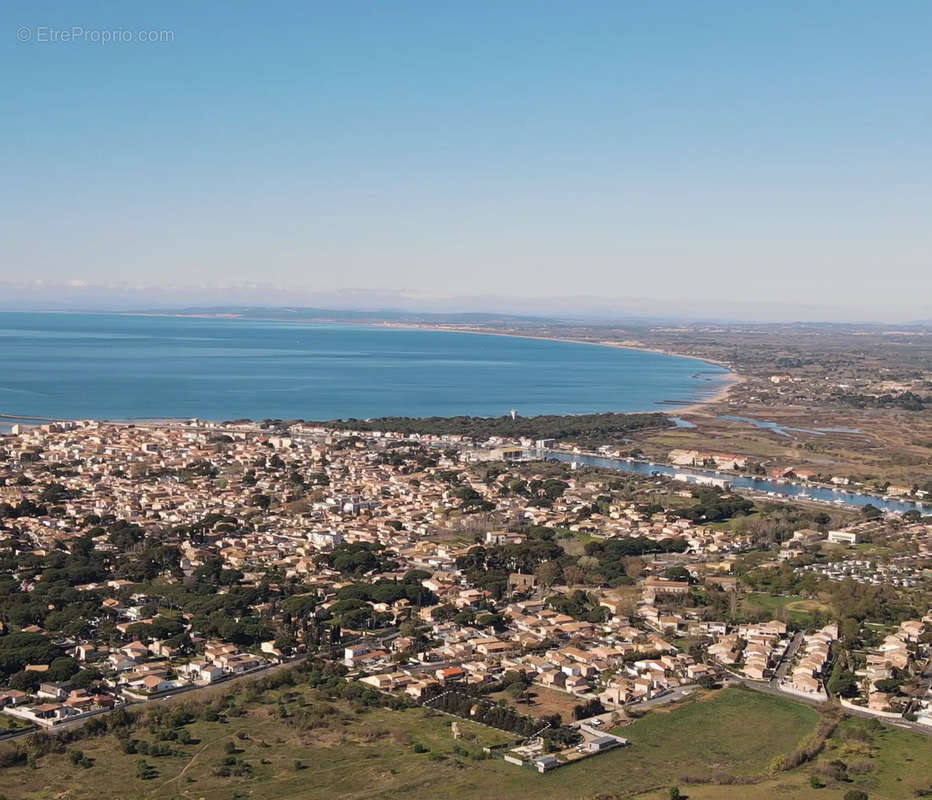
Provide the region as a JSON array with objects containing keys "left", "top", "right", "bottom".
[
  {"left": 130, "top": 308, "right": 932, "bottom": 332},
  {"left": 134, "top": 307, "right": 565, "bottom": 326}
]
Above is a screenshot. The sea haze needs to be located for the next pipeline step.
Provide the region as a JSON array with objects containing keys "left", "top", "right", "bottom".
[{"left": 0, "top": 313, "right": 729, "bottom": 421}]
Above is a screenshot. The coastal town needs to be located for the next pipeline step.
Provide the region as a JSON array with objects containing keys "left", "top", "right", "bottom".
[
  {"left": 0, "top": 416, "right": 930, "bottom": 787},
  {"left": 6, "top": 0, "right": 932, "bottom": 795},
  {"left": 385, "top": 319, "right": 932, "bottom": 496}
]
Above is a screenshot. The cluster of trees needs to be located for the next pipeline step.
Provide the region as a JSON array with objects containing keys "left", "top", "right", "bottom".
[
  {"left": 680, "top": 488, "right": 754, "bottom": 523},
  {"left": 547, "top": 590, "right": 609, "bottom": 623},
  {"left": 293, "top": 659, "right": 413, "bottom": 713},
  {"left": 375, "top": 447, "right": 438, "bottom": 472},
  {"left": 769, "top": 714, "right": 839, "bottom": 773},
  {"left": 334, "top": 572, "right": 436, "bottom": 607},
  {"left": 135, "top": 758, "right": 158, "bottom": 779},
  {"left": 325, "top": 597, "right": 391, "bottom": 630},
  {"left": 457, "top": 532, "right": 566, "bottom": 597},
  {"left": 177, "top": 512, "right": 239, "bottom": 541},
  {"left": 38, "top": 482, "right": 75, "bottom": 504},
  {"left": 422, "top": 686, "right": 556, "bottom": 738},
  {"left": 214, "top": 753, "right": 253, "bottom": 778},
  {"left": 0, "top": 632, "right": 60, "bottom": 679},
  {"left": 456, "top": 524, "right": 702, "bottom": 594},
  {"left": 826, "top": 658, "right": 859, "bottom": 699},
  {"left": 325, "top": 572, "right": 443, "bottom": 629},
  {"left": 317, "top": 411, "right": 670, "bottom": 444},
  {"left": 738, "top": 560, "right": 821, "bottom": 598},
  {"left": 833, "top": 390, "right": 928, "bottom": 411},
  {"left": 0, "top": 703, "right": 137, "bottom": 771},
  {"left": 499, "top": 478, "right": 569, "bottom": 508},
  {"left": 452, "top": 486, "right": 496, "bottom": 513},
  {"left": 0, "top": 633, "right": 74, "bottom": 688},
  {"left": 104, "top": 519, "right": 146, "bottom": 551},
  {"left": 823, "top": 580, "right": 924, "bottom": 625},
  {"left": 573, "top": 698, "right": 605, "bottom": 720},
  {"left": 0, "top": 498, "right": 49, "bottom": 519},
  {"left": 68, "top": 748, "right": 94, "bottom": 768},
  {"left": 317, "top": 542, "right": 399, "bottom": 576},
  {"left": 124, "top": 615, "right": 187, "bottom": 645},
  {"left": 581, "top": 536, "right": 687, "bottom": 586},
  {"left": 727, "top": 504, "right": 835, "bottom": 549},
  {"left": 195, "top": 609, "right": 273, "bottom": 646},
  {"left": 176, "top": 459, "right": 219, "bottom": 480},
  {"left": 584, "top": 536, "right": 688, "bottom": 560}
]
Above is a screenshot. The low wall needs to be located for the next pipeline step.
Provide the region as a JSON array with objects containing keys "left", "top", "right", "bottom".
[
  {"left": 839, "top": 698, "right": 903, "bottom": 720},
  {"left": 4, "top": 702, "right": 126, "bottom": 729},
  {"left": 775, "top": 683, "right": 828, "bottom": 702}
]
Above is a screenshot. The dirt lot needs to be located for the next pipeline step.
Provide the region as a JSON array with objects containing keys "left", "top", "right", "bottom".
[{"left": 490, "top": 684, "right": 583, "bottom": 723}]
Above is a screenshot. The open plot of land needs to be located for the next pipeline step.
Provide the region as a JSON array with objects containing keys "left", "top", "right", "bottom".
[
  {"left": 490, "top": 684, "right": 583, "bottom": 723},
  {"left": 742, "top": 593, "right": 833, "bottom": 626},
  {"left": 0, "top": 686, "right": 827, "bottom": 800},
  {"left": 613, "top": 687, "right": 819, "bottom": 781},
  {"left": 634, "top": 715, "right": 932, "bottom": 800},
  {"left": 819, "top": 716, "right": 932, "bottom": 799},
  {"left": 11, "top": 686, "right": 930, "bottom": 800},
  {"left": 0, "top": 699, "right": 513, "bottom": 800}
]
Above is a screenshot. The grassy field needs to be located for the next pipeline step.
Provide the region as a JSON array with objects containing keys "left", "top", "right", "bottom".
[
  {"left": 742, "top": 592, "right": 833, "bottom": 626},
  {"left": 0, "top": 685, "right": 840, "bottom": 800},
  {"left": 635, "top": 714, "right": 932, "bottom": 800},
  {"left": 614, "top": 688, "right": 819, "bottom": 781},
  {"left": 0, "top": 696, "right": 516, "bottom": 800}
]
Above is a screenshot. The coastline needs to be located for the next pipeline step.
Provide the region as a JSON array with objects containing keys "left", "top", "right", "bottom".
[
  {"left": 665, "top": 370, "right": 744, "bottom": 414},
  {"left": 366, "top": 320, "right": 742, "bottom": 414},
  {"left": 109, "top": 308, "right": 740, "bottom": 392},
  {"left": 2, "top": 311, "right": 743, "bottom": 420}
]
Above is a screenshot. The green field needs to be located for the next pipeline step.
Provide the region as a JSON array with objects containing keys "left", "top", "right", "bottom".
[
  {"left": 742, "top": 592, "right": 833, "bottom": 626},
  {"left": 615, "top": 688, "right": 820, "bottom": 782},
  {"left": 0, "top": 686, "right": 827, "bottom": 800},
  {"left": 636, "top": 714, "right": 932, "bottom": 800},
  {"left": 1, "top": 686, "right": 928, "bottom": 800}
]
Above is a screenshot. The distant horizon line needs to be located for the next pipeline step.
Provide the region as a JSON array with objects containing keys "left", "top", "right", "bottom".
[
  {"left": 0, "top": 279, "right": 929, "bottom": 326},
  {"left": 0, "top": 305, "right": 930, "bottom": 330}
]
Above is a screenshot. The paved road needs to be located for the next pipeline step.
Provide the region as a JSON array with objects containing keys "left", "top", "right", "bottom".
[
  {"left": 631, "top": 685, "right": 696, "bottom": 711},
  {"left": 770, "top": 630, "right": 804, "bottom": 686}
]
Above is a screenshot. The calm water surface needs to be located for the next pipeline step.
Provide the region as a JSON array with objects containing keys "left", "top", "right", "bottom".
[{"left": 0, "top": 313, "right": 730, "bottom": 420}]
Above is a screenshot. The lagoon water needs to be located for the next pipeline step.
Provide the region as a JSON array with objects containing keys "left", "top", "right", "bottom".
[{"left": 0, "top": 313, "right": 729, "bottom": 421}]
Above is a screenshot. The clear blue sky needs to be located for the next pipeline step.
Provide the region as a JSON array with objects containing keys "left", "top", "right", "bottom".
[{"left": 2, "top": 1, "right": 930, "bottom": 320}]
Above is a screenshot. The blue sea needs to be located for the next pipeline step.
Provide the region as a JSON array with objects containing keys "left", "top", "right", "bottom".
[{"left": 0, "top": 313, "right": 729, "bottom": 421}]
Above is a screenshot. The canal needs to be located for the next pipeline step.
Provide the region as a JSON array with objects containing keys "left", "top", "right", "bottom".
[{"left": 541, "top": 451, "right": 925, "bottom": 514}]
